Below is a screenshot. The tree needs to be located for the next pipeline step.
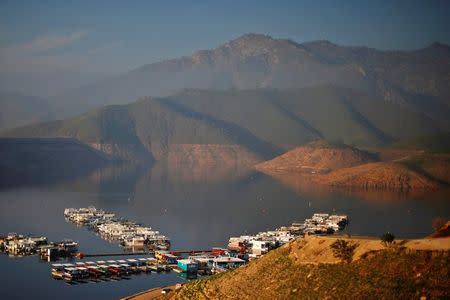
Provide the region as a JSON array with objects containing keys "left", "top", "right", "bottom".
[
  {"left": 330, "top": 239, "right": 358, "bottom": 263},
  {"left": 380, "top": 232, "right": 395, "bottom": 247}
]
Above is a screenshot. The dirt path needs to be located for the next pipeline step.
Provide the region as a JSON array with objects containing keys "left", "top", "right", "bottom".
[{"left": 121, "top": 285, "right": 176, "bottom": 300}]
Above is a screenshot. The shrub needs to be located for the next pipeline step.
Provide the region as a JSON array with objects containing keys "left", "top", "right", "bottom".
[
  {"left": 380, "top": 232, "right": 395, "bottom": 247},
  {"left": 330, "top": 239, "right": 358, "bottom": 263}
]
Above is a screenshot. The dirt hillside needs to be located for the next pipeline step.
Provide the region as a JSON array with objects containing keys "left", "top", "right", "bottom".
[
  {"left": 255, "top": 141, "right": 376, "bottom": 174},
  {"left": 155, "top": 235, "right": 450, "bottom": 300}
]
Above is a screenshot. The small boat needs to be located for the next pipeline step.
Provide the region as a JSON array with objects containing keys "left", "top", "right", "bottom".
[
  {"left": 97, "top": 265, "right": 111, "bottom": 276},
  {"left": 86, "top": 266, "right": 102, "bottom": 278},
  {"left": 51, "top": 267, "right": 64, "bottom": 279},
  {"left": 63, "top": 267, "right": 81, "bottom": 281},
  {"left": 118, "top": 263, "right": 131, "bottom": 275},
  {"left": 107, "top": 264, "right": 122, "bottom": 275},
  {"left": 149, "top": 264, "right": 164, "bottom": 272},
  {"left": 76, "top": 267, "right": 89, "bottom": 279}
]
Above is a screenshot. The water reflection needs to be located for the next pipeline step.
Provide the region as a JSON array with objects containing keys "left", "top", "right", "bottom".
[
  {"left": 0, "top": 158, "right": 449, "bottom": 299},
  {"left": 256, "top": 168, "right": 450, "bottom": 204}
]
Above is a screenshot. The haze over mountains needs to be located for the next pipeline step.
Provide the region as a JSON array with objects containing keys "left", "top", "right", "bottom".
[
  {"left": 51, "top": 34, "right": 450, "bottom": 124},
  {"left": 0, "top": 92, "right": 53, "bottom": 129},
  {"left": 1, "top": 87, "right": 442, "bottom": 162},
  {"left": 1, "top": 33, "right": 450, "bottom": 164}
]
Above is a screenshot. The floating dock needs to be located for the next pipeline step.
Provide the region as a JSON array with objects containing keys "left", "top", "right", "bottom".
[
  {"left": 82, "top": 251, "right": 154, "bottom": 257},
  {"left": 64, "top": 206, "right": 170, "bottom": 251}
]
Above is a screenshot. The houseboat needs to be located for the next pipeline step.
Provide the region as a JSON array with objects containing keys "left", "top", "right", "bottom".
[
  {"left": 64, "top": 206, "right": 170, "bottom": 251},
  {"left": 177, "top": 259, "right": 198, "bottom": 273}
]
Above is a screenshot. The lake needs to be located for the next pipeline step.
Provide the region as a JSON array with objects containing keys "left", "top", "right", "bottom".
[{"left": 0, "top": 161, "right": 449, "bottom": 299}]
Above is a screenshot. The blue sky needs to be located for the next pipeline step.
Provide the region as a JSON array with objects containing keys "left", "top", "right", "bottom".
[{"left": 0, "top": 0, "right": 449, "bottom": 95}]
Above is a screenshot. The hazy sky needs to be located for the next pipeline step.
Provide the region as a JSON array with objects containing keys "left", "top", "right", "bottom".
[{"left": 1, "top": 0, "right": 449, "bottom": 96}]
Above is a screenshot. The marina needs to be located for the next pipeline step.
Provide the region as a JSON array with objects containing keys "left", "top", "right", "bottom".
[
  {"left": 0, "top": 233, "right": 78, "bottom": 260},
  {"left": 64, "top": 206, "right": 171, "bottom": 251},
  {"left": 228, "top": 213, "right": 348, "bottom": 257},
  {"left": 53, "top": 212, "right": 348, "bottom": 283},
  {"left": 1, "top": 211, "right": 349, "bottom": 284}
]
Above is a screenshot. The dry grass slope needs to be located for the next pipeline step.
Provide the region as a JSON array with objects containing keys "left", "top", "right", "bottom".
[
  {"left": 161, "top": 236, "right": 450, "bottom": 300},
  {"left": 255, "top": 141, "right": 376, "bottom": 174}
]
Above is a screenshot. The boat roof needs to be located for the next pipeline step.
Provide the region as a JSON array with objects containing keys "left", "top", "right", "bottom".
[
  {"left": 191, "top": 257, "right": 211, "bottom": 263},
  {"left": 85, "top": 261, "right": 96, "bottom": 264},
  {"left": 177, "top": 259, "right": 196, "bottom": 264},
  {"left": 52, "top": 264, "right": 64, "bottom": 267},
  {"left": 127, "top": 259, "right": 138, "bottom": 262},
  {"left": 117, "top": 259, "right": 126, "bottom": 263},
  {"left": 107, "top": 260, "right": 117, "bottom": 263},
  {"left": 213, "top": 256, "right": 245, "bottom": 263},
  {"left": 96, "top": 260, "right": 106, "bottom": 264}
]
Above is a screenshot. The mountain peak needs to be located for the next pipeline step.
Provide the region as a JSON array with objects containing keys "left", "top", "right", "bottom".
[
  {"left": 232, "top": 33, "right": 274, "bottom": 43},
  {"left": 224, "top": 33, "right": 279, "bottom": 49}
]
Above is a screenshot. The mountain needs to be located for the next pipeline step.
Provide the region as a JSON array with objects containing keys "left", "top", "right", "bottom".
[
  {"left": 0, "top": 93, "right": 281, "bottom": 162},
  {"left": 0, "top": 92, "right": 52, "bottom": 130},
  {"left": 1, "top": 87, "right": 441, "bottom": 162},
  {"left": 398, "top": 153, "right": 450, "bottom": 185},
  {"left": 393, "top": 131, "right": 450, "bottom": 153},
  {"left": 254, "top": 139, "right": 441, "bottom": 191},
  {"left": 255, "top": 140, "right": 377, "bottom": 173},
  {"left": 1, "top": 34, "right": 449, "bottom": 134},
  {"left": 50, "top": 34, "right": 450, "bottom": 128}
]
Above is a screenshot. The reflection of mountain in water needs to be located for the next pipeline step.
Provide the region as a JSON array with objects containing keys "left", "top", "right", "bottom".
[
  {"left": 60, "top": 163, "right": 150, "bottom": 204},
  {"left": 0, "top": 138, "right": 108, "bottom": 190},
  {"left": 256, "top": 168, "right": 450, "bottom": 204},
  {"left": 1, "top": 151, "right": 449, "bottom": 250}
]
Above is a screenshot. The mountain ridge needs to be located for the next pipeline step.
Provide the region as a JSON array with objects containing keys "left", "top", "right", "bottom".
[
  {"left": 44, "top": 33, "right": 450, "bottom": 127},
  {"left": 1, "top": 87, "right": 443, "bottom": 163}
]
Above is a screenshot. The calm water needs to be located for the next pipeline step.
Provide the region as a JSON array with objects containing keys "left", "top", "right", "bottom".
[{"left": 0, "top": 162, "right": 449, "bottom": 299}]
